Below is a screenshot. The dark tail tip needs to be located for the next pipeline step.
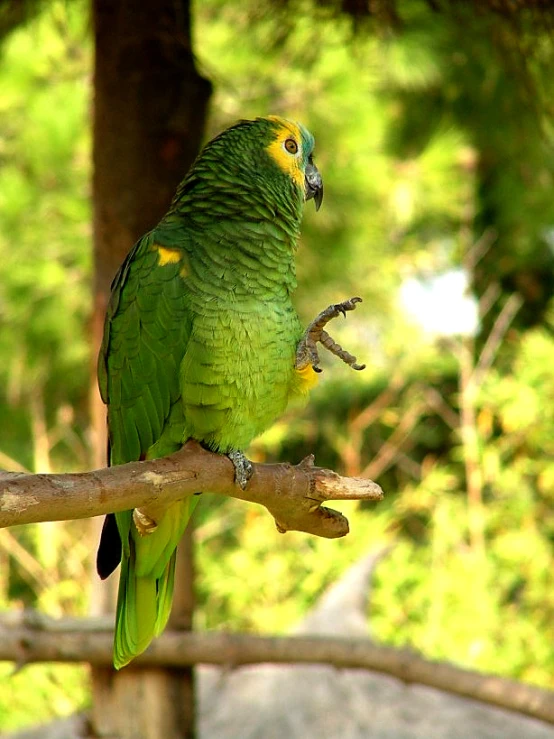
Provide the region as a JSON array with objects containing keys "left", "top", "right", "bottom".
[{"left": 96, "top": 513, "right": 122, "bottom": 580}]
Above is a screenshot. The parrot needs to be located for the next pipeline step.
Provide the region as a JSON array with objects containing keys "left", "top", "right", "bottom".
[{"left": 96, "top": 115, "right": 363, "bottom": 669}]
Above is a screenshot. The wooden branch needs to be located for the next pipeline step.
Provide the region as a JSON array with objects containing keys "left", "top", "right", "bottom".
[
  {"left": 0, "top": 440, "right": 383, "bottom": 538},
  {"left": 1, "top": 613, "right": 554, "bottom": 726}
]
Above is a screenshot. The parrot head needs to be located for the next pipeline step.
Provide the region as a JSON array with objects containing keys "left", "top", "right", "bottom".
[
  {"left": 183, "top": 115, "right": 323, "bottom": 215},
  {"left": 262, "top": 115, "right": 323, "bottom": 211}
]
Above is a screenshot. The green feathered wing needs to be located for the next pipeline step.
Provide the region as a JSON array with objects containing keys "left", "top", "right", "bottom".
[{"left": 98, "top": 231, "right": 197, "bottom": 670}]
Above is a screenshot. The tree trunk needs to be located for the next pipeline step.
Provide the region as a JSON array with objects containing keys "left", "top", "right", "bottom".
[{"left": 90, "top": 0, "right": 211, "bottom": 736}]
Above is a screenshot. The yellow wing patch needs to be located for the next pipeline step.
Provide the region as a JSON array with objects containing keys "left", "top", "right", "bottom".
[
  {"left": 265, "top": 116, "right": 304, "bottom": 189},
  {"left": 156, "top": 246, "right": 182, "bottom": 266},
  {"left": 295, "top": 363, "right": 319, "bottom": 394}
]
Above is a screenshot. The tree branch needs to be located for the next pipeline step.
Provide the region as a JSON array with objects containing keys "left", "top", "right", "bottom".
[
  {"left": 0, "top": 440, "right": 383, "bottom": 538},
  {"left": 1, "top": 613, "right": 553, "bottom": 726}
]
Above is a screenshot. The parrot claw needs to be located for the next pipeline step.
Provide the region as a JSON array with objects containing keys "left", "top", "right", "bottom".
[
  {"left": 228, "top": 449, "right": 253, "bottom": 490},
  {"left": 133, "top": 508, "right": 158, "bottom": 536},
  {"left": 296, "top": 297, "right": 365, "bottom": 373}
]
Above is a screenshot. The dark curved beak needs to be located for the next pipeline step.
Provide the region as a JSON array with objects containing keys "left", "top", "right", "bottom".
[{"left": 305, "top": 161, "right": 323, "bottom": 211}]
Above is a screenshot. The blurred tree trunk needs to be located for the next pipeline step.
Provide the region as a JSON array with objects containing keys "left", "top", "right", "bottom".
[{"left": 89, "top": 0, "right": 211, "bottom": 736}]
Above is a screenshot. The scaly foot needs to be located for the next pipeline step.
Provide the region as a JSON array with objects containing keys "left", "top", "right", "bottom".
[
  {"left": 296, "top": 296, "right": 366, "bottom": 373},
  {"left": 133, "top": 508, "right": 158, "bottom": 536},
  {"left": 228, "top": 449, "right": 254, "bottom": 490}
]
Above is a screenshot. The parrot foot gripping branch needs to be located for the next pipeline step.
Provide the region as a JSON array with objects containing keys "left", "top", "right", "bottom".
[{"left": 227, "top": 449, "right": 254, "bottom": 490}]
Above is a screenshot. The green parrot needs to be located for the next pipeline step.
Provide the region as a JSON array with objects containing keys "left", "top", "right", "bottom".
[{"left": 96, "top": 115, "right": 359, "bottom": 669}]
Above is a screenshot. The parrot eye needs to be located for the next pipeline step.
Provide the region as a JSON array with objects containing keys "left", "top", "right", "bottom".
[{"left": 284, "top": 139, "right": 298, "bottom": 154}]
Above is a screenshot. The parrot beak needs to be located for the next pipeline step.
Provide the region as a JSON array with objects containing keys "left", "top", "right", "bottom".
[{"left": 305, "top": 161, "right": 323, "bottom": 211}]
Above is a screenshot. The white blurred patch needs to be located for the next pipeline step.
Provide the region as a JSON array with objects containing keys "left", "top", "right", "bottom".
[{"left": 400, "top": 269, "right": 479, "bottom": 337}]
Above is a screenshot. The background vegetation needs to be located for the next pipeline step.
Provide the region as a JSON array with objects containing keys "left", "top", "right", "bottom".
[{"left": 1, "top": 0, "right": 554, "bottom": 731}]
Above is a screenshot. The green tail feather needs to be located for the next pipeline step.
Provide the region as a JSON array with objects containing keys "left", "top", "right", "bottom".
[
  {"left": 113, "top": 496, "right": 198, "bottom": 669},
  {"left": 154, "top": 549, "right": 177, "bottom": 636}
]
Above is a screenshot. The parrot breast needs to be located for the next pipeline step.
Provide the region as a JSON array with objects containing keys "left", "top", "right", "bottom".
[{"left": 180, "top": 297, "right": 302, "bottom": 452}]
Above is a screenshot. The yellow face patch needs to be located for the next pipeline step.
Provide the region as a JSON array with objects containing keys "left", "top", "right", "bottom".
[
  {"left": 156, "top": 246, "right": 182, "bottom": 266},
  {"left": 265, "top": 116, "right": 304, "bottom": 189}
]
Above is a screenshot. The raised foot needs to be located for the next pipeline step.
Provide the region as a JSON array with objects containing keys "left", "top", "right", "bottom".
[
  {"left": 227, "top": 449, "right": 254, "bottom": 490},
  {"left": 296, "top": 296, "right": 366, "bottom": 374}
]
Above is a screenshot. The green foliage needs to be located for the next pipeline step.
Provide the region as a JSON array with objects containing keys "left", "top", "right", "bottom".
[
  {"left": 0, "top": 0, "right": 91, "bottom": 732},
  {"left": 0, "top": 662, "right": 88, "bottom": 733},
  {"left": 369, "top": 329, "right": 554, "bottom": 685},
  {"left": 0, "top": 0, "right": 91, "bottom": 473},
  {"left": 196, "top": 497, "right": 389, "bottom": 632}
]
